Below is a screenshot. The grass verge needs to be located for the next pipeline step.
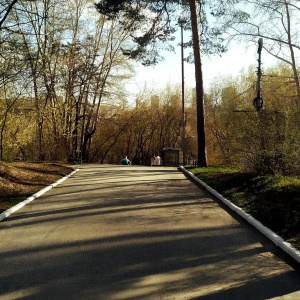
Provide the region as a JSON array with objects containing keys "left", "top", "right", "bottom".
[
  {"left": 0, "top": 162, "right": 74, "bottom": 214},
  {"left": 187, "top": 166, "right": 300, "bottom": 250}
]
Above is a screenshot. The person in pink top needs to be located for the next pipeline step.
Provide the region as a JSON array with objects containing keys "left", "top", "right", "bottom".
[{"left": 151, "top": 154, "right": 156, "bottom": 166}]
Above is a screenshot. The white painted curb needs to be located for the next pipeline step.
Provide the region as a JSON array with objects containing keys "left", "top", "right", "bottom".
[
  {"left": 180, "top": 166, "right": 300, "bottom": 264},
  {"left": 0, "top": 169, "right": 79, "bottom": 222}
]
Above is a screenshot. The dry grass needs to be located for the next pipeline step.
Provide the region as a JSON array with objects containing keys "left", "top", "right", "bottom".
[{"left": 0, "top": 162, "right": 74, "bottom": 213}]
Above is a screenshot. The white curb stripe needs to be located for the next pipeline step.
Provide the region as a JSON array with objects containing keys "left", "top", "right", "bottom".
[
  {"left": 0, "top": 169, "right": 79, "bottom": 222},
  {"left": 180, "top": 166, "right": 300, "bottom": 264}
]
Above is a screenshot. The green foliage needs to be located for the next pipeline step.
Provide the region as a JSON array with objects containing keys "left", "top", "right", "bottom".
[
  {"left": 204, "top": 64, "right": 300, "bottom": 176},
  {"left": 188, "top": 166, "right": 300, "bottom": 249}
]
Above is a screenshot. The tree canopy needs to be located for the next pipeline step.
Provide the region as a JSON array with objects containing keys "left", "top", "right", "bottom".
[
  {"left": 95, "top": 0, "right": 227, "bottom": 66},
  {"left": 95, "top": 0, "right": 233, "bottom": 166}
]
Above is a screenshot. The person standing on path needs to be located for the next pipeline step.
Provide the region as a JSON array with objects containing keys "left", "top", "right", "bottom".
[
  {"left": 132, "top": 155, "right": 140, "bottom": 165},
  {"left": 151, "top": 154, "right": 156, "bottom": 166},
  {"left": 155, "top": 154, "right": 161, "bottom": 165}
]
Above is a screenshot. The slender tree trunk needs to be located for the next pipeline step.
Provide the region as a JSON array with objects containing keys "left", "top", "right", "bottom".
[
  {"left": 188, "top": 0, "right": 207, "bottom": 166},
  {"left": 283, "top": 0, "right": 300, "bottom": 109},
  {"left": 0, "top": 0, "right": 18, "bottom": 29}
]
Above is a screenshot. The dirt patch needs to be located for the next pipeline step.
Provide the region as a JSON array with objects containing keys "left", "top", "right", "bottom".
[{"left": 0, "top": 162, "right": 74, "bottom": 213}]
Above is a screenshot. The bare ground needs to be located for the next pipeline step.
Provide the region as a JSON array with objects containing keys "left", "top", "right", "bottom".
[{"left": 0, "top": 162, "right": 74, "bottom": 213}]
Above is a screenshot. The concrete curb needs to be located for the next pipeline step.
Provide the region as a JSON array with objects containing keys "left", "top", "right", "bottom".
[
  {"left": 0, "top": 169, "right": 79, "bottom": 222},
  {"left": 180, "top": 166, "right": 300, "bottom": 264}
]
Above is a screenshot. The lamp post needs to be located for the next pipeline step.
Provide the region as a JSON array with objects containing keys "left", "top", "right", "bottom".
[
  {"left": 178, "top": 16, "right": 186, "bottom": 165},
  {"left": 253, "top": 38, "right": 264, "bottom": 111}
]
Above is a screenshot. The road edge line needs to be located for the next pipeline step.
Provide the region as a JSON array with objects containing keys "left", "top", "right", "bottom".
[
  {"left": 180, "top": 166, "right": 300, "bottom": 264},
  {"left": 0, "top": 169, "right": 79, "bottom": 222}
]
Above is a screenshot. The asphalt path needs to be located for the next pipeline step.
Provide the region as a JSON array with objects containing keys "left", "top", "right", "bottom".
[{"left": 0, "top": 165, "right": 299, "bottom": 300}]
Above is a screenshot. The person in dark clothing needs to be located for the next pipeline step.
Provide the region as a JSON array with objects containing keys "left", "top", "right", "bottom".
[{"left": 132, "top": 155, "right": 140, "bottom": 165}]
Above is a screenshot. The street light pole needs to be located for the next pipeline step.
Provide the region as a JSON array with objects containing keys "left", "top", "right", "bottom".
[
  {"left": 253, "top": 38, "right": 264, "bottom": 111},
  {"left": 179, "top": 17, "right": 186, "bottom": 165}
]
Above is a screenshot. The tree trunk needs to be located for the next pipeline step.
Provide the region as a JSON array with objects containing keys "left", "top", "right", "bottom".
[
  {"left": 188, "top": 0, "right": 207, "bottom": 167},
  {"left": 283, "top": 0, "right": 300, "bottom": 109}
]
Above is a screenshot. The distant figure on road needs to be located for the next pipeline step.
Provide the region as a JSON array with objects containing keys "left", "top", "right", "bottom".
[
  {"left": 120, "top": 156, "right": 131, "bottom": 165},
  {"left": 155, "top": 154, "right": 161, "bottom": 166},
  {"left": 132, "top": 155, "right": 140, "bottom": 165},
  {"left": 151, "top": 154, "right": 156, "bottom": 166}
]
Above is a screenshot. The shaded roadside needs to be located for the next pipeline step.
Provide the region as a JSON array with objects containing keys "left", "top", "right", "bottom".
[{"left": 0, "top": 165, "right": 299, "bottom": 299}]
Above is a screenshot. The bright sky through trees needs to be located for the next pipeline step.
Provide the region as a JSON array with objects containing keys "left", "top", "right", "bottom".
[{"left": 129, "top": 39, "right": 278, "bottom": 94}]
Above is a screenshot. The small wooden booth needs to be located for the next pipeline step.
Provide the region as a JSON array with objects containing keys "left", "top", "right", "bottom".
[{"left": 162, "top": 147, "right": 180, "bottom": 167}]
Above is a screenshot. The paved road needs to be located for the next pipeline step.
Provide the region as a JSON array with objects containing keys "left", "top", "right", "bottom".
[{"left": 0, "top": 165, "right": 299, "bottom": 300}]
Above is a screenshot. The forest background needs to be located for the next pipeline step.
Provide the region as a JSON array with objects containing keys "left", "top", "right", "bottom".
[{"left": 1, "top": 0, "right": 300, "bottom": 175}]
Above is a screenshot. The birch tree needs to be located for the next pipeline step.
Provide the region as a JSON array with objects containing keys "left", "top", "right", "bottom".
[
  {"left": 220, "top": 0, "right": 300, "bottom": 108},
  {"left": 1, "top": 0, "right": 135, "bottom": 162}
]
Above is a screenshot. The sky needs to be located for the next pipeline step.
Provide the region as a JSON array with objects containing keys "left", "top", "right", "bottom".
[{"left": 127, "top": 39, "right": 277, "bottom": 97}]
